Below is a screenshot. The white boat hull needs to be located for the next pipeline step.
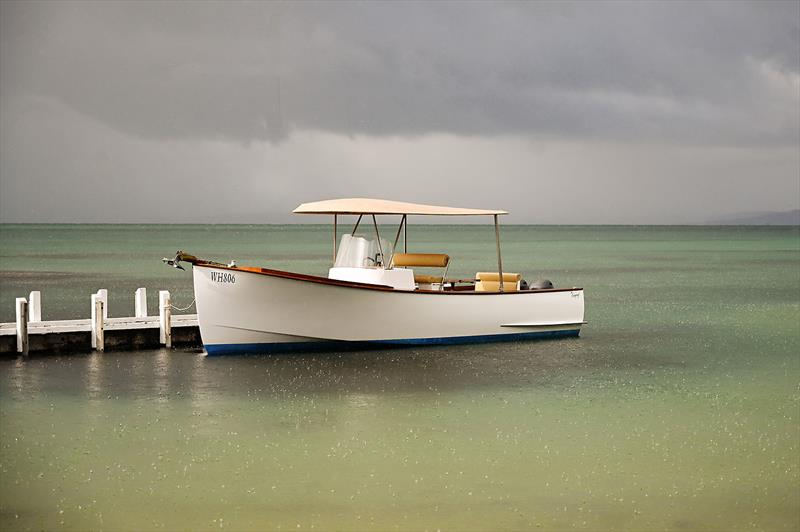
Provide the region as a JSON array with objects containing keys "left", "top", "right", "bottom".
[{"left": 192, "top": 265, "right": 585, "bottom": 355}]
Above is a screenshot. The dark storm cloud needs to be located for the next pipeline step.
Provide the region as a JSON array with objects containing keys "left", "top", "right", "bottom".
[
  {"left": 1, "top": 1, "right": 798, "bottom": 224},
  {"left": 2, "top": 0, "right": 797, "bottom": 145}
]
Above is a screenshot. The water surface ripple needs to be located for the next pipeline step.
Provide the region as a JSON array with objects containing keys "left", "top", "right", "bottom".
[{"left": 1, "top": 224, "right": 798, "bottom": 531}]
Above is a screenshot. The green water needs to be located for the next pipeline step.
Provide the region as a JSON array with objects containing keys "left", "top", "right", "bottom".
[{"left": 0, "top": 224, "right": 798, "bottom": 531}]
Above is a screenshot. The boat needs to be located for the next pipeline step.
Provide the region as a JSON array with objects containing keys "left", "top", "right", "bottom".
[{"left": 164, "top": 198, "right": 585, "bottom": 354}]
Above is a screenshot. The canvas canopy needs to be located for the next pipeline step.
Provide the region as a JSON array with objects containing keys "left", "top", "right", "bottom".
[{"left": 293, "top": 198, "right": 508, "bottom": 216}]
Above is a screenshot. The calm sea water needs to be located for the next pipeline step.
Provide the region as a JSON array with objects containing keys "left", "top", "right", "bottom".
[{"left": 0, "top": 224, "right": 798, "bottom": 531}]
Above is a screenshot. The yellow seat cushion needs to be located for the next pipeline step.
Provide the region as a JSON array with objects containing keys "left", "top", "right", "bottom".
[
  {"left": 476, "top": 272, "right": 521, "bottom": 283},
  {"left": 392, "top": 253, "right": 450, "bottom": 268},
  {"left": 475, "top": 280, "right": 519, "bottom": 292}
]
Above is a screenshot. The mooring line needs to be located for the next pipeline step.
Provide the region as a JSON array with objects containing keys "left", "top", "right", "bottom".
[{"left": 170, "top": 299, "right": 196, "bottom": 312}]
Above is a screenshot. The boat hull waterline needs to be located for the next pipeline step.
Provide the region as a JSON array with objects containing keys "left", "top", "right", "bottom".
[{"left": 193, "top": 265, "right": 585, "bottom": 355}]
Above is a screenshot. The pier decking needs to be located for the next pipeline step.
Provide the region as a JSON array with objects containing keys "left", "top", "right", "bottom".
[{"left": 1, "top": 289, "right": 201, "bottom": 355}]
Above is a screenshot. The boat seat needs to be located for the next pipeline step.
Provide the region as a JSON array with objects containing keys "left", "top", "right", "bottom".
[
  {"left": 475, "top": 272, "right": 521, "bottom": 292},
  {"left": 391, "top": 253, "right": 450, "bottom": 268},
  {"left": 391, "top": 253, "right": 450, "bottom": 290}
]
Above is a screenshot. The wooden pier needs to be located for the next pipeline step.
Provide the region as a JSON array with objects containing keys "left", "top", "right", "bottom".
[{"left": 0, "top": 288, "right": 201, "bottom": 355}]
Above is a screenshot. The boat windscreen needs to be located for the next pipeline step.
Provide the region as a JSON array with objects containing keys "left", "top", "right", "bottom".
[{"left": 334, "top": 234, "right": 393, "bottom": 269}]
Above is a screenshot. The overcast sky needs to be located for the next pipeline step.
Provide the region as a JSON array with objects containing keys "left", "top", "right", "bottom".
[{"left": 1, "top": 0, "right": 798, "bottom": 223}]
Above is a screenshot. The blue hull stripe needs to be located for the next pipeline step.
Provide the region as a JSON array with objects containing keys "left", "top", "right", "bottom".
[{"left": 204, "top": 329, "right": 580, "bottom": 355}]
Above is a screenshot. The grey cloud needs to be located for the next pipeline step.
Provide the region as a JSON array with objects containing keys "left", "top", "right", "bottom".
[
  {"left": 1, "top": 1, "right": 798, "bottom": 224},
  {"left": 1, "top": 93, "right": 797, "bottom": 224},
  {"left": 2, "top": 0, "right": 797, "bottom": 145}
]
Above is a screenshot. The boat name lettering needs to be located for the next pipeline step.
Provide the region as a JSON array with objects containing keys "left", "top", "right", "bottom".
[{"left": 211, "top": 271, "right": 236, "bottom": 284}]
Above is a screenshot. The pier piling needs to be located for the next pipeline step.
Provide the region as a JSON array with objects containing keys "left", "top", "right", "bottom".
[
  {"left": 159, "top": 290, "right": 172, "bottom": 348},
  {"left": 97, "top": 289, "right": 108, "bottom": 319},
  {"left": 91, "top": 294, "right": 105, "bottom": 351},
  {"left": 90, "top": 290, "right": 108, "bottom": 349},
  {"left": 135, "top": 287, "right": 148, "bottom": 317},
  {"left": 28, "top": 291, "right": 41, "bottom": 323},
  {"left": 15, "top": 297, "right": 28, "bottom": 355}
]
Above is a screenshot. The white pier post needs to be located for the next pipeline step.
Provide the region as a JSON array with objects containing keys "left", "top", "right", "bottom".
[
  {"left": 28, "top": 291, "right": 41, "bottom": 323},
  {"left": 90, "top": 289, "right": 108, "bottom": 349},
  {"left": 15, "top": 297, "right": 28, "bottom": 355},
  {"left": 159, "top": 290, "right": 172, "bottom": 348},
  {"left": 97, "top": 289, "right": 108, "bottom": 319},
  {"left": 135, "top": 287, "right": 148, "bottom": 317},
  {"left": 91, "top": 293, "right": 98, "bottom": 348},
  {"left": 92, "top": 288, "right": 108, "bottom": 349},
  {"left": 92, "top": 296, "right": 104, "bottom": 352}
]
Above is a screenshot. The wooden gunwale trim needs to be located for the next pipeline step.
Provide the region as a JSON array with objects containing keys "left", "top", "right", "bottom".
[{"left": 194, "top": 261, "right": 583, "bottom": 295}]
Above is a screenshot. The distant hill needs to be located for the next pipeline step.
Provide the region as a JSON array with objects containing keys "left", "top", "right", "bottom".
[{"left": 709, "top": 209, "right": 800, "bottom": 225}]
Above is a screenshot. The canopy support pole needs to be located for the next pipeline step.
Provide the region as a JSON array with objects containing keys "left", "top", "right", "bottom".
[
  {"left": 389, "top": 215, "right": 406, "bottom": 267},
  {"left": 351, "top": 214, "right": 363, "bottom": 235},
  {"left": 494, "top": 214, "right": 504, "bottom": 293},
  {"left": 403, "top": 215, "right": 407, "bottom": 252},
  {"left": 391, "top": 215, "right": 405, "bottom": 250},
  {"left": 371, "top": 215, "right": 384, "bottom": 266},
  {"left": 333, "top": 214, "right": 338, "bottom": 264}
]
